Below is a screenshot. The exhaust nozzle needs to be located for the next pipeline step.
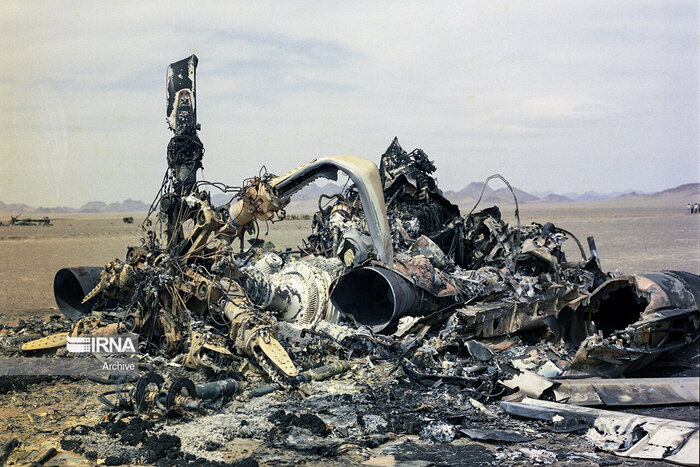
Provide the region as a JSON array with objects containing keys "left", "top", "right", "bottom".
[
  {"left": 53, "top": 267, "right": 103, "bottom": 321},
  {"left": 330, "top": 266, "right": 437, "bottom": 332}
]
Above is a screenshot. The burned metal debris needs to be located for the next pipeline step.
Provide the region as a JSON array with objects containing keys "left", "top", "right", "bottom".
[
  {"left": 3, "top": 55, "right": 698, "bottom": 466},
  {"left": 5, "top": 215, "right": 52, "bottom": 226},
  {"left": 501, "top": 398, "right": 699, "bottom": 465}
]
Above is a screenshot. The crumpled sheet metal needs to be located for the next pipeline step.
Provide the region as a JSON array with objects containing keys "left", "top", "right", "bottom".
[
  {"left": 166, "top": 55, "right": 197, "bottom": 132},
  {"left": 454, "top": 281, "right": 584, "bottom": 339},
  {"left": 586, "top": 270, "right": 699, "bottom": 321},
  {"left": 390, "top": 255, "right": 460, "bottom": 297},
  {"left": 501, "top": 398, "right": 700, "bottom": 466},
  {"left": 551, "top": 270, "right": 700, "bottom": 377}
]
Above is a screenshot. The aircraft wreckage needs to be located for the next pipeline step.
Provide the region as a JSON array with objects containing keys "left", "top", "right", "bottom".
[{"left": 3, "top": 55, "right": 698, "bottom": 465}]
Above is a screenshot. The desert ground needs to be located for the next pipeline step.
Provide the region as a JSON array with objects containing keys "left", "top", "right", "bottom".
[
  {"left": 0, "top": 197, "right": 697, "bottom": 465},
  {"left": 1, "top": 197, "right": 698, "bottom": 325}
]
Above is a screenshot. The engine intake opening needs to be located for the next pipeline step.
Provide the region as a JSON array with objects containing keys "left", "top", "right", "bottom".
[
  {"left": 331, "top": 268, "right": 395, "bottom": 329},
  {"left": 590, "top": 285, "right": 648, "bottom": 337}
]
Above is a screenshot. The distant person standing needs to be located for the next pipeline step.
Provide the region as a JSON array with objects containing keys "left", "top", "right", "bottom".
[{"left": 689, "top": 203, "right": 692, "bottom": 214}]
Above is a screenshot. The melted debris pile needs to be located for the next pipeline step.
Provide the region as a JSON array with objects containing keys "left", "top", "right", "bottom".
[{"left": 2, "top": 55, "right": 698, "bottom": 466}]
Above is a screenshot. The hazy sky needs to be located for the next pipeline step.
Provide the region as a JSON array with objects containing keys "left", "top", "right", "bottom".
[{"left": 1, "top": 1, "right": 698, "bottom": 207}]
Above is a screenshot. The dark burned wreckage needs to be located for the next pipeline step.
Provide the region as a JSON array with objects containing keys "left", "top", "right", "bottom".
[{"left": 13, "top": 56, "right": 700, "bottom": 465}]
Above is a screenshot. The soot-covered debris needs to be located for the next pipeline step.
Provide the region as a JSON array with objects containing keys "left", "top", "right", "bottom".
[{"left": 2, "top": 55, "right": 698, "bottom": 466}]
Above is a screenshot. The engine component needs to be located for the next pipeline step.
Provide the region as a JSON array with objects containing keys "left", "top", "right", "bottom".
[
  {"left": 53, "top": 267, "right": 103, "bottom": 321},
  {"left": 131, "top": 372, "right": 240, "bottom": 413},
  {"left": 331, "top": 265, "right": 450, "bottom": 332},
  {"left": 230, "top": 156, "right": 393, "bottom": 266},
  {"left": 195, "top": 378, "right": 241, "bottom": 400},
  {"left": 547, "top": 270, "right": 700, "bottom": 377},
  {"left": 241, "top": 257, "right": 341, "bottom": 326}
]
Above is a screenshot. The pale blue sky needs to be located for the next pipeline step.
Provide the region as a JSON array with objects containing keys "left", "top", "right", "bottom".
[{"left": 1, "top": 1, "right": 697, "bottom": 206}]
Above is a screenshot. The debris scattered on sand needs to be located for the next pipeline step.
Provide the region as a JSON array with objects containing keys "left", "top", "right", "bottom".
[{"left": 2, "top": 55, "right": 698, "bottom": 466}]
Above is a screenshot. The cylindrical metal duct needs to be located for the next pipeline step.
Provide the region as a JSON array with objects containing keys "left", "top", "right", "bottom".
[
  {"left": 53, "top": 267, "right": 102, "bottom": 321},
  {"left": 195, "top": 378, "right": 240, "bottom": 400},
  {"left": 330, "top": 266, "right": 439, "bottom": 332}
]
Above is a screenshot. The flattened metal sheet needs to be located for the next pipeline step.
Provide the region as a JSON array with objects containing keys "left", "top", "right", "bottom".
[
  {"left": 553, "top": 377, "right": 699, "bottom": 406},
  {"left": 666, "top": 429, "right": 700, "bottom": 466}
]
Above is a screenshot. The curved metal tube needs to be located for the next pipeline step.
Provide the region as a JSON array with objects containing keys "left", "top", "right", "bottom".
[{"left": 270, "top": 156, "right": 393, "bottom": 266}]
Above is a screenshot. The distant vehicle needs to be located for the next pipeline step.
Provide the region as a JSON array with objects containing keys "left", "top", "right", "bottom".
[
  {"left": 123, "top": 216, "right": 134, "bottom": 224},
  {"left": 9, "top": 215, "right": 52, "bottom": 226}
]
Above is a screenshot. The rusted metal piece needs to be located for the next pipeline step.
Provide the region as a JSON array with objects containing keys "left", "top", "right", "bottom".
[
  {"left": 81, "top": 260, "right": 137, "bottom": 303},
  {"left": 221, "top": 300, "right": 298, "bottom": 379},
  {"left": 70, "top": 315, "right": 122, "bottom": 337},
  {"left": 21, "top": 332, "right": 69, "bottom": 351}
]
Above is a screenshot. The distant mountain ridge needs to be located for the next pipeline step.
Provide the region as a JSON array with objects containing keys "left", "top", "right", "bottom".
[
  {"left": 0, "top": 199, "right": 149, "bottom": 214},
  {"left": 1, "top": 183, "right": 697, "bottom": 214},
  {"left": 77, "top": 199, "right": 149, "bottom": 213},
  {"left": 443, "top": 182, "right": 699, "bottom": 205}
]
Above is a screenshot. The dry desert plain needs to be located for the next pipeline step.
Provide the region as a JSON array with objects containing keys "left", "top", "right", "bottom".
[{"left": 1, "top": 197, "right": 698, "bottom": 325}]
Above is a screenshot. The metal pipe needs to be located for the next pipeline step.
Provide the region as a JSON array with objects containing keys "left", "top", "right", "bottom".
[
  {"left": 330, "top": 266, "right": 438, "bottom": 332},
  {"left": 294, "top": 361, "right": 349, "bottom": 383},
  {"left": 250, "top": 361, "right": 350, "bottom": 397},
  {"left": 587, "top": 236, "right": 601, "bottom": 270},
  {"left": 194, "top": 378, "right": 240, "bottom": 400},
  {"left": 53, "top": 267, "right": 103, "bottom": 321}
]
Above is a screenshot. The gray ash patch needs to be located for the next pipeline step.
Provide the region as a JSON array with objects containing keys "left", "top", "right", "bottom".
[
  {"left": 420, "top": 421, "right": 458, "bottom": 443},
  {"left": 377, "top": 438, "right": 494, "bottom": 466},
  {"left": 60, "top": 416, "right": 238, "bottom": 466}
]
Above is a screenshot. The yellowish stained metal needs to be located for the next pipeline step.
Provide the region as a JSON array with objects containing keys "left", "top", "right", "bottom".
[
  {"left": 21, "top": 333, "right": 69, "bottom": 351},
  {"left": 257, "top": 335, "right": 298, "bottom": 377}
]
